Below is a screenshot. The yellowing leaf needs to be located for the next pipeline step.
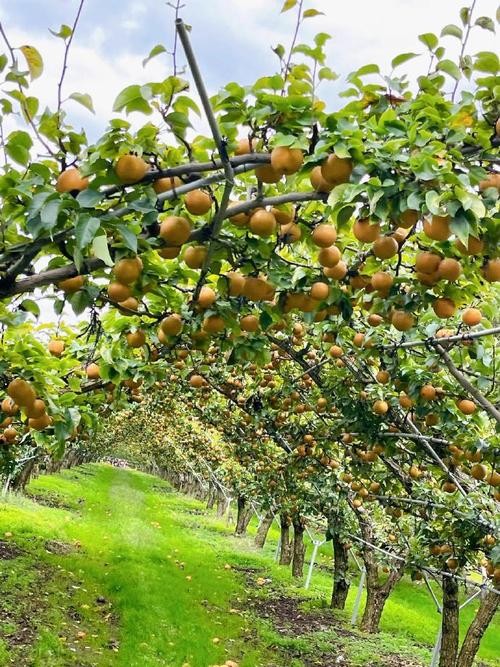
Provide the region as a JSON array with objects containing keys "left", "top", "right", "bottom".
[
  {"left": 19, "top": 45, "right": 43, "bottom": 80},
  {"left": 281, "top": 0, "right": 298, "bottom": 12},
  {"left": 303, "top": 9, "right": 324, "bottom": 18}
]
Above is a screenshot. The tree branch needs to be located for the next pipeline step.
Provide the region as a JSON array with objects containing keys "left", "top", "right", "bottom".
[{"left": 433, "top": 342, "right": 500, "bottom": 424}]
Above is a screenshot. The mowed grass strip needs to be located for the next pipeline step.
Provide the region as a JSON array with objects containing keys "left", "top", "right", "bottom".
[{"left": 0, "top": 464, "right": 274, "bottom": 666}]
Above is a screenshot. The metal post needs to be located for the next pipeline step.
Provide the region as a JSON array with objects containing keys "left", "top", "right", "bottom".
[
  {"left": 351, "top": 568, "right": 366, "bottom": 626},
  {"left": 225, "top": 497, "right": 233, "bottom": 526},
  {"left": 1, "top": 475, "right": 11, "bottom": 498},
  {"left": 274, "top": 536, "right": 281, "bottom": 563},
  {"left": 305, "top": 540, "right": 325, "bottom": 590},
  {"left": 430, "top": 629, "right": 442, "bottom": 667}
]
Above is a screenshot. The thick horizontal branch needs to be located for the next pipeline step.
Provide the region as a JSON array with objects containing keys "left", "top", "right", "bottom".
[
  {"left": 382, "top": 327, "right": 500, "bottom": 350},
  {"left": 102, "top": 152, "right": 270, "bottom": 198},
  {"left": 1, "top": 258, "right": 105, "bottom": 297},
  {"left": 0, "top": 187, "right": 326, "bottom": 298}
]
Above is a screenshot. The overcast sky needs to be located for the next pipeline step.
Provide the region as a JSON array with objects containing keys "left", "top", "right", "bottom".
[
  {"left": 0, "top": 0, "right": 497, "bottom": 327},
  {"left": 1, "top": 0, "right": 497, "bottom": 140}
]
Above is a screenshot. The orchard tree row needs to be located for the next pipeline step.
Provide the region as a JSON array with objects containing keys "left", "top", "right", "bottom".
[{"left": 0, "top": 2, "right": 498, "bottom": 666}]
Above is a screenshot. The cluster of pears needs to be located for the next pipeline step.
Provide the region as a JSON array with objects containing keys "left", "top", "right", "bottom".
[
  {"left": 2, "top": 378, "right": 52, "bottom": 435},
  {"left": 107, "top": 256, "right": 143, "bottom": 315}
]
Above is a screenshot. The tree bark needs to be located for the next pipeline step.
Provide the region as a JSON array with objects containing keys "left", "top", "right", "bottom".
[
  {"left": 331, "top": 532, "right": 350, "bottom": 609},
  {"left": 234, "top": 495, "right": 253, "bottom": 536},
  {"left": 254, "top": 511, "right": 274, "bottom": 549},
  {"left": 216, "top": 493, "right": 229, "bottom": 517},
  {"left": 357, "top": 513, "right": 406, "bottom": 633},
  {"left": 291, "top": 516, "right": 306, "bottom": 578},
  {"left": 11, "top": 457, "right": 38, "bottom": 491},
  {"left": 456, "top": 590, "right": 499, "bottom": 667},
  {"left": 439, "top": 575, "right": 459, "bottom": 667},
  {"left": 206, "top": 485, "right": 216, "bottom": 510},
  {"left": 279, "top": 513, "right": 293, "bottom": 565}
]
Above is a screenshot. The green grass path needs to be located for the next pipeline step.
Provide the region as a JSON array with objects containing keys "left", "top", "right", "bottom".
[
  {"left": 0, "top": 464, "right": 269, "bottom": 666},
  {"left": 0, "top": 464, "right": 498, "bottom": 667}
]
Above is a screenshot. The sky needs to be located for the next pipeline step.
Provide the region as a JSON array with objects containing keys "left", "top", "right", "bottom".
[
  {"left": 0, "top": 0, "right": 497, "bottom": 327},
  {"left": 1, "top": 0, "right": 497, "bottom": 140}
]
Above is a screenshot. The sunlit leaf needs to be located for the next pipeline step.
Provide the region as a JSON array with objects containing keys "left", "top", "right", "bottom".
[
  {"left": 68, "top": 92, "right": 95, "bottom": 113},
  {"left": 143, "top": 44, "right": 167, "bottom": 67},
  {"left": 19, "top": 45, "right": 43, "bottom": 80}
]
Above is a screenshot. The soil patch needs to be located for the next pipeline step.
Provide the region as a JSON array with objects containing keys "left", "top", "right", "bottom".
[
  {"left": 26, "top": 491, "right": 75, "bottom": 510},
  {"left": 249, "top": 593, "right": 354, "bottom": 637},
  {"left": 44, "top": 539, "right": 79, "bottom": 555},
  {"left": 0, "top": 540, "right": 24, "bottom": 560}
]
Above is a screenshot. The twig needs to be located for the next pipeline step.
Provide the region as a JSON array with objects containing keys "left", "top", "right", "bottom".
[
  {"left": 0, "top": 21, "right": 55, "bottom": 157},
  {"left": 56, "top": 0, "right": 86, "bottom": 165},
  {"left": 451, "top": 0, "right": 478, "bottom": 102},
  {"left": 281, "top": 0, "right": 304, "bottom": 94}
]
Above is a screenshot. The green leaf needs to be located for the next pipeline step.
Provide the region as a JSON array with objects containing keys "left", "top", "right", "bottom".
[
  {"left": 113, "top": 85, "right": 152, "bottom": 115},
  {"left": 303, "top": 9, "right": 324, "bottom": 18},
  {"left": 425, "top": 190, "right": 442, "bottom": 215},
  {"left": 143, "top": 44, "right": 167, "bottom": 67},
  {"left": 281, "top": 0, "right": 298, "bottom": 11},
  {"left": 318, "top": 66, "right": 337, "bottom": 81},
  {"left": 5, "top": 130, "right": 32, "bottom": 165},
  {"left": 91, "top": 234, "right": 114, "bottom": 267},
  {"left": 40, "top": 199, "right": 60, "bottom": 230},
  {"left": 117, "top": 225, "right": 138, "bottom": 254},
  {"left": 68, "top": 92, "right": 95, "bottom": 113},
  {"left": 76, "top": 188, "right": 103, "bottom": 208},
  {"left": 450, "top": 217, "right": 471, "bottom": 245},
  {"left": 19, "top": 45, "right": 43, "bottom": 80},
  {"left": 69, "top": 290, "right": 92, "bottom": 315},
  {"left": 460, "top": 7, "right": 471, "bottom": 26},
  {"left": 475, "top": 16, "right": 495, "bottom": 32},
  {"left": 474, "top": 51, "right": 499, "bottom": 73},
  {"left": 49, "top": 24, "right": 72, "bottom": 40},
  {"left": 314, "top": 32, "right": 331, "bottom": 47},
  {"left": 75, "top": 216, "right": 100, "bottom": 250},
  {"left": 418, "top": 33, "right": 438, "bottom": 51},
  {"left": 19, "top": 299, "right": 40, "bottom": 317},
  {"left": 441, "top": 24, "right": 463, "bottom": 39},
  {"left": 391, "top": 52, "right": 419, "bottom": 69},
  {"left": 333, "top": 142, "right": 351, "bottom": 159},
  {"left": 260, "top": 311, "right": 273, "bottom": 330},
  {"left": 437, "top": 59, "right": 461, "bottom": 80},
  {"left": 357, "top": 64, "right": 380, "bottom": 76},
  {"left": 53, "top": 298, "right": 65, "bottom": 316},
  {"left": 272, "top": 44, "right": 286, "bottom": 60}
]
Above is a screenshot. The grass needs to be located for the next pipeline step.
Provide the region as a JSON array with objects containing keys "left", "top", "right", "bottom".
[{"left": 0, "top": 464, "right": 497, "bottom": 666}]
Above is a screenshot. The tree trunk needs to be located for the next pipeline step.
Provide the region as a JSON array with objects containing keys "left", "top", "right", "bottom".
[
  {"left": 291, "top": 517, "right": 306, "bottom": 578},
  {"left": 356, "top": 511, "right": 406, "bottom": 633},
  {"left": 456, "top": 590, "right": 500, "bottom": 667},
  {"left": 216, "top": 493, "right": 228, "bottom": 517},
  {"left": 279, "top": 513, "right": 292, "bottom": 565},
  {"left": 360, "top": 585, "right": 391, "bottom": 633},
  {"left": 439, "top": 575, "right": 459, "bottom": 667},
  {"left": 11, "top": 458, "right": 37, "bottom": 491},
  {"left": 206, "top": 485, "right": 216, "bottom": 510},
  {"left": 254, "top": 511, "right": 274, "bottom": 549},
  {"left": 235, "top": 496, "right": 253, "bottom": 535},
  {"left": 331, "top": 532, "right": 350, "bottom": 609}
]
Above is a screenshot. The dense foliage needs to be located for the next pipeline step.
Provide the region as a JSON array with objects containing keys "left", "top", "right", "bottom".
[{"left": 0, "top": 2, "right": 498, "bottom": 665}]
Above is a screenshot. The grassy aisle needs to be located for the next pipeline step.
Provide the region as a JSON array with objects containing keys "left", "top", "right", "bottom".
[
  {"left": 0, "top": 464, "right": 272, "bottom": 666},
  {"left": 0, "top": 464, "right": 498, "bottom": 667}
]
